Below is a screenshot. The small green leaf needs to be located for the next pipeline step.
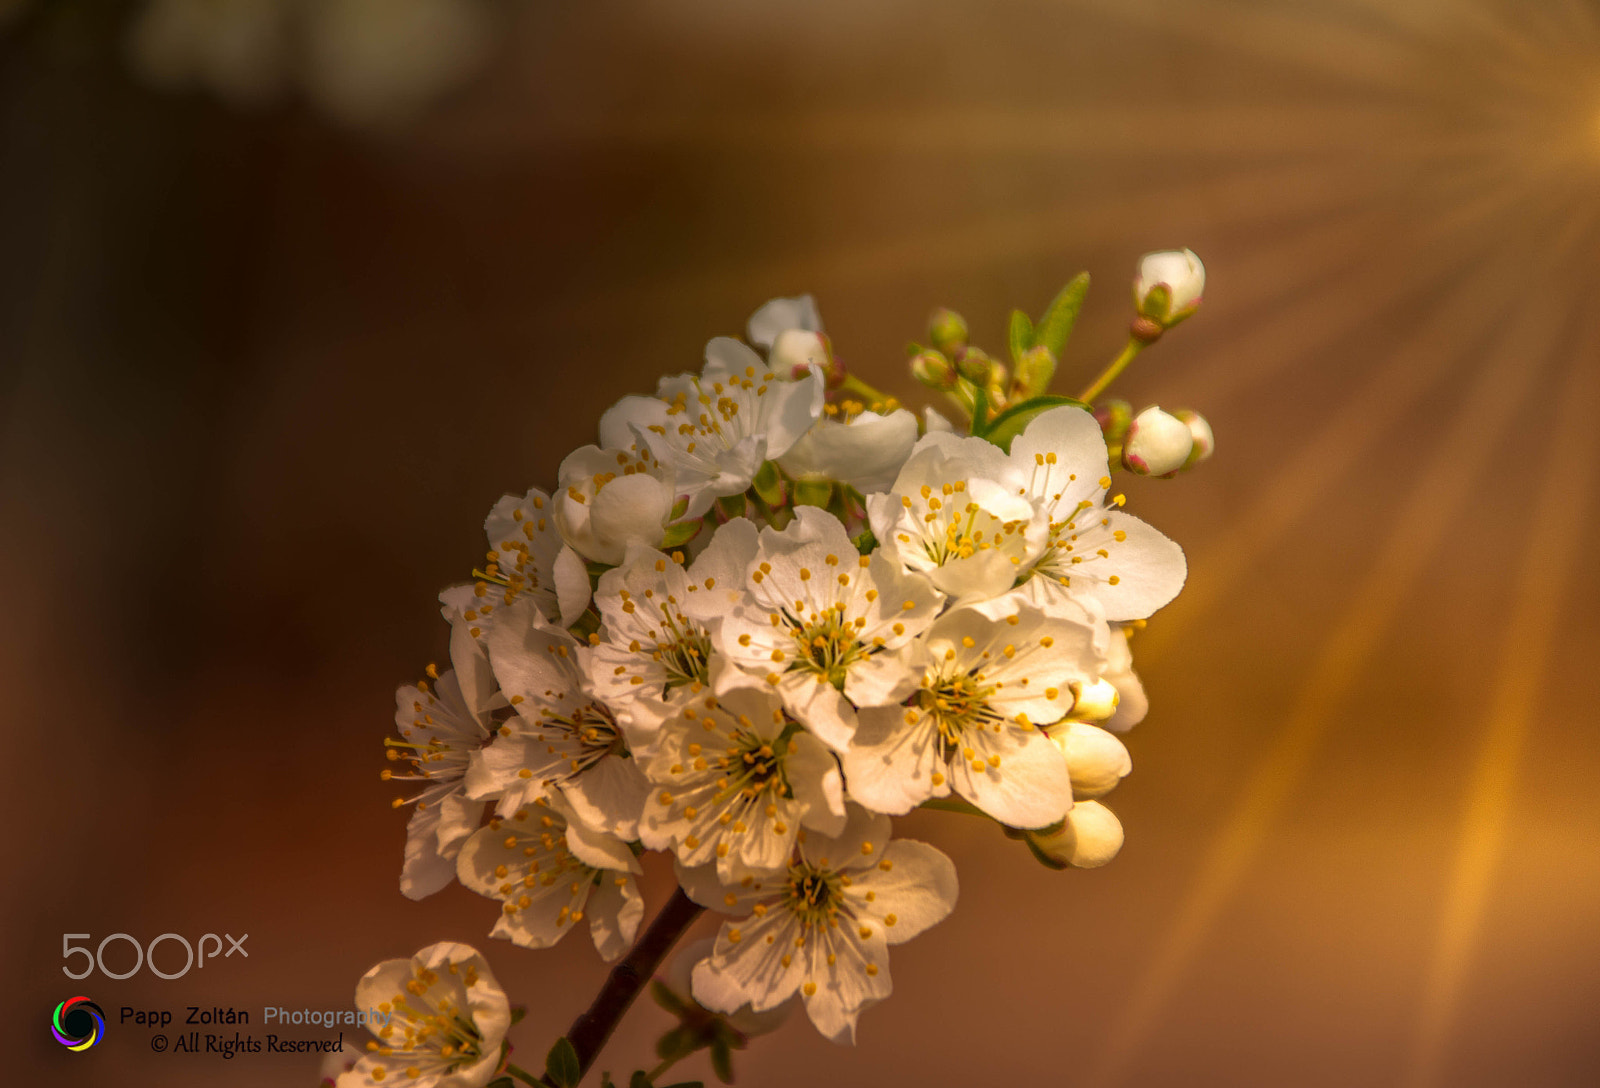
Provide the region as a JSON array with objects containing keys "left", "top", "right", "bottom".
[
  {"left": 631, "top": 1072, "right": 654, "bottom": 1088},
  {"left": 601, "top": 1074, "right": 617, "bottom": 1088},
  {"left": 486, "top": 1078, "right": 516, "bottom": 1088},
  {"left": 660, "top": 520, "right": 702, "bottom": 549},
  {"left": 793, "top": 479, "right": 833, "bottom": 508},
  {"left": 710, "top": 1036, "right": 735, "bottom": 1084},
  {"left": 979, "top": 394, "right": 1090, "bottom": 453},
  {"left": 751, "top": 460, "right": 786, "bottom": 508},
  {"left": 1007, "top": 309, "right": 1034, "bottom": 366},
  {"left": 509, "top": 1007, "right": 527, "bottom": 1026},
  {"left": 650, "top": 980, "right": 688, "bottom": 1015},
  {"left": 1032, "top": 273, "right": 1090, "bottom": 357},
  {"left": 546, "top": 1037, "right": 581, "bottom": 1088}
]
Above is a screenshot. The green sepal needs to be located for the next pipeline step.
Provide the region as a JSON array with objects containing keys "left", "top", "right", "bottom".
[
  {"left": 661, "top": 520, "right": 702, "bottom": 549},
  {"left": 1008, "top": 308, "right": 1034, "bottom": 367},
  {"left": 793, "top": 479, "right": 833, "bottom": 508},
  {"left": 710, "top": 1037, "right": 735, "bottom": 1084},
  {"left": 650, "top": 980, "right": 688, "bottom": 1016},
  {"left": 979, "top": 394, "right": 1090, "bottom": 452},
  {"left": 751, "top": 460, "right": 786, "bottom": 508},
  {"left": 655, "top": 1025, "right": 693, "bottom": 1061},
  {"left": 669, "top": 495, "right": 691, "bottom": 521},
  {"left": 1025, "top": 833, "right": 1070, "bottom": 871},
  {"left": 715, "top": 494, "right": 749, "bottom": 521},
  {"left": 509, "top": 1007, "right": 527, "bottom": 1026},
  {"left": 1032, "top": 273, "right": 1090, "bottom": 356},
  {"left": 546, "top": 1037, "right": 581, "bottom": 1088}
]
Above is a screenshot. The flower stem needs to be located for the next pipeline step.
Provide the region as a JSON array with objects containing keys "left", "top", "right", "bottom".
[
  {"left": 1077, "top": 338, "right": 1144, "bottom": 404},
  {"left": 505, "top": 1062, "right": 544, "bottom": 1086},
  {"left": 647, "top": 1053, "right": 685, "bottom": 1081},
  {"left": 839, "top": 373, "right": 891, "bottom": 405},
  {"left": 539, "top": 887, "right": 705, "bottom": 1086}
]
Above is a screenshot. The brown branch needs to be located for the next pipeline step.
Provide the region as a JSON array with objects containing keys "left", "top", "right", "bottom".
[{"left": 542, "top": 886, "right": 706, "bottom": 1085}]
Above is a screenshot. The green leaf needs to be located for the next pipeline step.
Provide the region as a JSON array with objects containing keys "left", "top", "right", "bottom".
[
  {"left": 546, "top": 1037, "right": 581, "bottom": 1088},
  {"left": 1007, "top": 309, "right": 1034, "bottom": 366},
  {"left": 650, "top": 980, "right": 688, "bottom": 1016},
  {"left": 486, "top": 1079, "right": 516, "bottom": 1088},
  {"left": 661, "top": 520, "right": 702, "bottom": 549},
  {"left": 710, "top": 1037, "right": 734, "bottom": 1084},
  {"left": 1031, "top": 273, "right": 1090, "bottom": 357},
  {"left": 509, "top": 1006, "right": 527, "bottom": 1025},
  {"left": 751, "top": 460, "right": 786, "bottom": 508},
  {"left": 979, "top": 394, "right": 1090, "bottom": 453},
  {"left": 631, "top": 1073, "right": 654, "bottom": 1088},
  {"left": 793, "top": 479, "right": 833, "bottom": 508}
]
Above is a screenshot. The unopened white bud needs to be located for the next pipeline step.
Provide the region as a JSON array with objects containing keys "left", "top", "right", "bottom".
[
  {"left": 1031, "top": 801, "right": 1124, "bottom": 869},
  {"left": 1133, "top": 248, "right": 1205, "bottom": 326},
  {"left": 1049, "top": 721, "right": 1132, "bottom": 800},
  {"left": 1172, "top": 408, "right": 1214, "bottom": 467},
  {"left": 1123, "top": 406, "right": 1193, "bottom": 476},
  {"left": 769, "top": 328, "right": 831, "bottom": 373},
  {"left": 1069, "top": 677, "right": 1121, "bottom": 721}
]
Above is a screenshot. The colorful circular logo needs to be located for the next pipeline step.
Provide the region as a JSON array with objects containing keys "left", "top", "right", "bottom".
[{"left": 52, "top": 997, "right": 105, "bottom": 1051}]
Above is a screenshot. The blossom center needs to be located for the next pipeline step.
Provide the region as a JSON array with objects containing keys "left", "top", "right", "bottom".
[{"left": 783, "top": 862, "right": 843, "bottom": 929}]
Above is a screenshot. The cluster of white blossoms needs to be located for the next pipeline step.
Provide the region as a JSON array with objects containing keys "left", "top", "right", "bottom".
[{"left": 360, "top": 253, "right": 1210, "bottom": 1087}]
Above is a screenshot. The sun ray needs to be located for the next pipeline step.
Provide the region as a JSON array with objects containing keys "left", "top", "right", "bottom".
[
  {"left": 1084, "top": 267, "right": 1578, "bottom": 1087},
  {"left": 1399, "top": 287, "right": 1600, "bottom": 1088}
]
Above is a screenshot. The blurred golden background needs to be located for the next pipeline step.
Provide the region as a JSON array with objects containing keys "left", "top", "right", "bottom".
[{"left": 4, "top": 1, "right": 1599, "bottom": 1085}]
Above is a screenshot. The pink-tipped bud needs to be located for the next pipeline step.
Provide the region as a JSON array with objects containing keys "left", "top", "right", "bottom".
[
  {"left": 1172, "top": 409, "right": 1214, "bottom": 468},
  {"left": 1123, "top": 405, "right": 1193, "bottom": 476},
  {"left": 1094, "top": 399, "right": 1133, "bottom": 445},
  {"left": 1133, "top": 248, "right": 1205, "bottom": 327}
]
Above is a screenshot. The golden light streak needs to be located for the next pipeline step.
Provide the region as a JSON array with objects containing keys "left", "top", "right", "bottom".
[
  {"left": 1400, "top": 316, "right": 1600, "bottom": 1088},
  {"left": 1085, "top": 279, "right": 1575, "bottom": 1088}
]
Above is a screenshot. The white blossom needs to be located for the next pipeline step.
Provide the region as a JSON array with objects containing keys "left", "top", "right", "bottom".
[
  {"left": 746, "top": 295, "right": 823, "bottom": 351},
  {"left": 587, "top": 527, "right": 758, "bottom": 749},
  {"left": 600, "top": 341, "right": 824, "bottom": 517},
  {"left": 1008, "top": 406, "right": 1187, "bottom": 622},
  {"left": 469, "top": 599, "right": 649, "bottom": 839},
  {"left": 842, "top": 603, "right": 1101, "bottom": 828},
  {"left": 639, "top": 677, "right": 847, "bottom": 881},
  {"left": 553, "top": 443, "right": 679, "bottom": 566},
  {"left": 866, "top": 432, "right": 1049, "bottom": 602},
  {"left": 455, "top": 794, "right": 644, "bottom": 961},
  {"left": 681, "top": 806, "right": 958, "bottom": 1044},
  {"left": 391, "top": 601, "right": 502, "bottom": 900},
  {"left": 454, "top": 486, "right": 591, "bottom": 632},
  {"left": 778, "top": 404, "right": 919, "bottom": 496},
  {"left": 339, "top": 942, "right": 510, "bottom": 1088},
  {"left": 713, "top": 507, "right": 943, "bottom": 751}
]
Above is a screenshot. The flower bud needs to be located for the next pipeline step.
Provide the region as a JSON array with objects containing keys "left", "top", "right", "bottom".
[
  {"left": 1069, "top": 677, "right": 1121, "bottom": 721},
  {"left": 1172, "top": 408, "right": 1214, "bottom": 468},
  {"left": 956, "top": 346, "right": 996, "bottom": 385},
  {"left": 1012, "top": 344, "right": 1056, "bottom": 399},
  {"left": 1049, "top": 721, "right": 1132, "bottom": 800},
  {"left": 770, "top": 328, "right": 831, "bottom": 374},
  {"left": 928, "top": 308, "right": 968, "bottom": 356},
  {"left": 1093, "top": 398, "right": 1132, "bottom": 446},
  {"left": 1122, "top": 405, "right": 1193, "bottom": 476},
  {"left": 1133, "top": 248, "right": 1205, "bottom": 327},
  {"left": 1031, "top": 801, "right": 1124, "bottom": 869},
  {"left": 910, "top": 349, "right": 957, "bottom": 390}
]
